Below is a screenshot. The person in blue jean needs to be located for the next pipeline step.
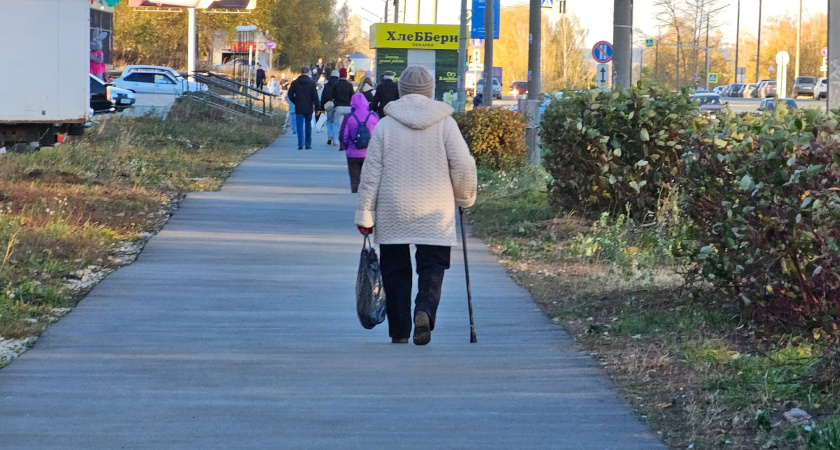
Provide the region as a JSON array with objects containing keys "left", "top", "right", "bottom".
[{"left": 287, "top": 66, "right": 320, "bottom": 150}]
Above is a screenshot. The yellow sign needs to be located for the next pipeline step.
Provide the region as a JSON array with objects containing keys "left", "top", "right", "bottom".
[{"left": 370, "top": 24, "right": 460, "bottom": 50}]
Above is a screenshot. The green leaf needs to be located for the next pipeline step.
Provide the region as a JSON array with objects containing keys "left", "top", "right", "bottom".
[
  {"left": 629, "top": 181, "right": 640, "bottom": 193},
  {"left": 635, "top": 160, "right": 649, "bottom": 167},
  {"left": 613, "top": 148, "right": 622, "bottom": 157},
  {"left": 609, "top": 175, "right": 617, "bottom": 184},
  {"left": 787, "top": 156, "right": 796, "bottom": 167},
  {"left": 640, "top": 129, "right": 650, "bottom": 141},
  {"left": 714, "top": 139, "right": 727, "bottom": 148},
  {"left": 739, "top": 174, "right": 754, "bottom": 191},
  {"left": 801, "top": 196, "right": 813, "bottom": 209}
]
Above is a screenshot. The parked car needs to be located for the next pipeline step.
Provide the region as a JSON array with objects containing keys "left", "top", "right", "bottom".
[
  {"left": 690, "top": 93, "right": 727, "bottom": 113},
  {"left": 476, "top": 78, "right": 502, "bottom": 99},
  {"left": 89, "top": 75, "right": 115, "bottom": 114},
  {"left": 728, "top": 84, "right": 745, "bottom": 97},
  {"left": 754, "top": 79, "right": 774, "bottom": 98},
  {"left": 90, "top": 74, "right": 134, "bottom": 112},
  {"left": 510, "top": 80, "right": 528, "bottom": 97},
  {"left": 759, "top": 81, "right": 777, "bottom": 98},
  {"left": 816, "top": 77, "right": 828, "bottom": 100},
  {"left": 743, "top": 83, "right": 757, "bottom": 98},
  {"left": 712, "top": 86, "right": 726, "bottom": 95},
  {"left": 113, "top": 68, "right": 206, "bottom": 95},
  {"left": 758, "top": 98, "right": 798, "bottom": 112},
  {"left": 792, "top": 76, "right": 817, "bottom": 99}
]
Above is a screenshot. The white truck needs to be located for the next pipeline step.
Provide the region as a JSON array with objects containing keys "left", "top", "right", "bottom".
[{"left": 0, "top": 0, "right": 90, "bottom": 148}]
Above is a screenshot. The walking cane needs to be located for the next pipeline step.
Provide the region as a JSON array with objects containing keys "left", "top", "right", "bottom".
[{"left": 459, "top": 207, "right": 478, "bottom": 343}]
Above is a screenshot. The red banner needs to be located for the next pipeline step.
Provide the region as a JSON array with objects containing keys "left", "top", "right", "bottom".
[{"left": 230, "top": 41, "right": 255, "bottom": 52}]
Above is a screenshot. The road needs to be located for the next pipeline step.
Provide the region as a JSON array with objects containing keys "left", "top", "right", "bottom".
[{"left": 724, "top": 97, "right": 828, "bottom": 113}]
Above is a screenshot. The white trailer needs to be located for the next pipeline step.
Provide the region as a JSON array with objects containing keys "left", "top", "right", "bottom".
[{"left": 0, "top": 0, "right": 90, "bottom": 147}]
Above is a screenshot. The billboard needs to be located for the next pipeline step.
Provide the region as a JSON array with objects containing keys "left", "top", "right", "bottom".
[{"left": 128, "top": 0, "right": 256, "bottom": 8}]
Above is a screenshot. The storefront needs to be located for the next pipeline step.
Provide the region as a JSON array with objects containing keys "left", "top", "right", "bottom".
[{"left": 369, "top": 23, "right": 459, "bottom": 101}]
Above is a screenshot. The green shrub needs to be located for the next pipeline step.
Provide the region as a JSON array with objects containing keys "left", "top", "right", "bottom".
[
  {"left": 540, "top": 84, "right": 699, "bottom": 220},
  {"left": 679, "top": 107, "right": 840, "bottom": 330},
  {"left": 454, "top": 107, "right": 527, "bottom": 170}
]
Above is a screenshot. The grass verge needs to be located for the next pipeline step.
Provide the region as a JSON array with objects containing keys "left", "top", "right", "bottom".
[
  {"left": 0, "top": 100, "right": 282, "bottom": 366},
  {"left": 468, "top": 165, "right": 840, "bottom": 449}
]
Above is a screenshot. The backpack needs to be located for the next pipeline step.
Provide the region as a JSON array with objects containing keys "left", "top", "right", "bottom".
[{"left": 352, "top": 113, "right": 374, "bottom": 149}]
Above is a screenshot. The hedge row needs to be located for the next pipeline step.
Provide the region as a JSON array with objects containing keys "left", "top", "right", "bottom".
[{"left": 540, "top": 85, "right": 840, "bottom": 331}]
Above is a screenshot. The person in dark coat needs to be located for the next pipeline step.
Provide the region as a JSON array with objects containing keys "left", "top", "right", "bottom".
[
  {"left": 287, "top": 66, "right": 320, "bottom": 150},
  {"left": 370, "top": 71, "right": 400, "bottom": 118},
  {"left": 255, "top": 66, "right": 266, "bottom": 90},
  {"left": 472, "top": 91, "right": 483, "bottom": 108},
  {"left": 321, "top": 71, "right": 340, "bottom": 145}
]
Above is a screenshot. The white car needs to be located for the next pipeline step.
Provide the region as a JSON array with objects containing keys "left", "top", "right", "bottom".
[
  {"left": 817, "top": 77, "right": 827, "bottom": 100},
  {"left": 113, "top": 66, "right": 206, "bottom": 94}
]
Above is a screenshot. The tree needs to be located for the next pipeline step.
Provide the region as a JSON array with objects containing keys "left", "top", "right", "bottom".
[
  {"left": 542, "top": 14, "right": 589, "bottom": 91},
  {"left": 494, "top": 7, "right": 589, "bottom": 92}
]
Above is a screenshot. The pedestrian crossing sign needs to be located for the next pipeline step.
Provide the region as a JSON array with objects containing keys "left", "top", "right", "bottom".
[
  {"left": 708, "top": 73, "right": 719, "bottom": 84},
  {"left": 644, "top": 39, "right": 655, "bottom": 49},
  {"left": 541, "top": 0, "right": 553, "bottom": 9}
]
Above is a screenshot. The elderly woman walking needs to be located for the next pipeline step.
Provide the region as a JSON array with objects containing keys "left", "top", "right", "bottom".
[{"left": 355, "top": 66, "right": 477, "bottom": 345}]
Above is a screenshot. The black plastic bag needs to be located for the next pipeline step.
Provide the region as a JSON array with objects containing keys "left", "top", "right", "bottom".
[{"left": 356, "top": 233, "right": 386, "bottom": 329}]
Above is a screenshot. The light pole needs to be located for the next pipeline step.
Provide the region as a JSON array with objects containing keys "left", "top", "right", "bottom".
[
  {"left": 734, "top": 0, "right": 740, "bottom": 82},
  {"left": 795, "top": 0, "right": 802, "bottom": 77},
  {"left": 457, "top": 0, "right": 467, "bottom": 112},
  {"left": 756, "top": 0, "right": 762, "bottom": 84},
  {"left": 704, "top": 4, "right": 729, "bottom": 91}
]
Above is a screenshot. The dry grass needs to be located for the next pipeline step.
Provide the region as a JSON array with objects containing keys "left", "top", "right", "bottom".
[{"left": 0, "top": 99, "right": 281, "bottom": 341}]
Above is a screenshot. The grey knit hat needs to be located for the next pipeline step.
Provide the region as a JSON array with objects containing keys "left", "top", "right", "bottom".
[{"left": 398, "top": 66, "right": 435, "bottom": 98}]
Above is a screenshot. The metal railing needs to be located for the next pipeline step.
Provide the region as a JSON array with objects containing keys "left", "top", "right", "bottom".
[{"left": 191, "top": 71, "right": 277, "bottom": 117}]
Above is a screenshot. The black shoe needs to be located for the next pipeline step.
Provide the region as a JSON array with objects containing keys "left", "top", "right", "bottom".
[
  {"left": 327, "top": 138, "right": 333, "bottom": 145},
  {"left": 413, "top": 312, "right": 431, "bottom": 345},
  {"left": 391, "top": 338, "right": 409, "bottom": 344},
  {"left": 305, "top": 147, "right": 312, "bottom": 150},
  {"left": 297, "top": 147, "right": 303, "bottom": 150}
]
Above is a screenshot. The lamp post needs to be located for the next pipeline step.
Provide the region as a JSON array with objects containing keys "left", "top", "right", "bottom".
[
  {"left": 734, "top": 0, "right": 740, "bottom": 82},
  {"left": 704, "top": 3, "right": 729, "bottom": 91},
  {"left": 756, "top": 0, "right": 762, "bottom": 84}
]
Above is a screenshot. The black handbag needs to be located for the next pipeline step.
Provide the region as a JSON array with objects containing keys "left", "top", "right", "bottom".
[{"left": 356, "top": 233, "right": 386, "bottom": 329}]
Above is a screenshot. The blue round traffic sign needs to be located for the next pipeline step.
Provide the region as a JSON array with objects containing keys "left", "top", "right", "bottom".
[{"left": 592, "top": 40, "right": 614, "bottom": 63}]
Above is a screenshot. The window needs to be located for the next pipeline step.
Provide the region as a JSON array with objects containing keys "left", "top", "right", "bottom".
[
  {"left": 154, "top": 74, "right": 175, "bottom": 85},
  {"left": 124, "top": 73, "right": 156, "bottom": 84}
]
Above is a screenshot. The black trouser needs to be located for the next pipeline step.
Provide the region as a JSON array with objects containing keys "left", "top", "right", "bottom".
[
  {"left": 379, "top": 244, "right": 451, "bottom": 340},
  {"left": 347, "top": 157, "right": 364, "bottom": 193}
]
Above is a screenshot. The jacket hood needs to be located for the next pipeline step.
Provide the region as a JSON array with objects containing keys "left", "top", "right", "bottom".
[
  {"left": 383, "top": 94, "right": 453, "bottom": 130},
  {"left": 296, "top": 75, "right": 312, "bottom": 85},
  {"left": 350, "top": 92, "right": 370, "bottom": 112}
]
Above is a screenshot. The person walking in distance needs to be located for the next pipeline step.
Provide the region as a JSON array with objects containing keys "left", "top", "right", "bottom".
[
  {"left": 355, "top": 66, "right": 477, "bottom": 345},
  {"left": 287, "top": 66, "right": 319, "bottom": 150},
  {"left": 321, "top": 70, "right": 340, "bottom": 145},
  {"left": 370, "top": 71, "right": 400, "bottom": 118},
  {"left": 329, "top": 73, "right": 354, "bottom": 149},
  {"left": 338, "top": 93, "right": 379, "bottom": 192},
  {"left": 357, "top": 76, "right": 376, "bottom": 103}
]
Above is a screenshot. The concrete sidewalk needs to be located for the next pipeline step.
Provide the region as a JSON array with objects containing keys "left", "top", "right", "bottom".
[{"left": 0, "top": 129, "right": 664, "bottom": 449}]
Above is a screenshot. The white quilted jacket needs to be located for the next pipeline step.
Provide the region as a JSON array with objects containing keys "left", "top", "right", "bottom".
[{"left": 355, "top": 94, "right": 477, "bottom": 246}]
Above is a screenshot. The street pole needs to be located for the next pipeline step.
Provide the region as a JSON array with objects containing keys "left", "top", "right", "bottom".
[
  {"left": 457, "top": 0, "right": 467, "bottom": 112},
  {"left": 705, "top": 13, "right": 710, "bottom": 90},
  {"left": 613, "top": 0, "right": 633, "bottom": 88},
  {"left": 483, "top": 0, "right": 495, "bottom": 106},
  {"left": 385, "top": 0, "right": 389, "bottom": 23},
  {"left": 795, "top": 0, "right": 802, "bottom": 78},
  {"left": 830, "top": 0, "right": 840, "bottom": 110},
  {"left": 525, "top": 0, "right": 542, "bottom": 165},
  {"left": 734, "top": 0, "right": 740, "bottom": 82},
  {"left": 393, "top": 0, "right": 399, "bottom": 24},
  {"left": 756, "top": 0, "right": 762, "bottom": 84},
  {"left": 188, "top": 7, "right": 196, "bottom": 81}
]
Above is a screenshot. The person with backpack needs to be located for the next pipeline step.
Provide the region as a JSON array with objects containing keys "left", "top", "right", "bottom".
[
  {"left": 355, "top": 66, "right": 477, "bottom": 345},
  {"left": 339, "top": 93, "right": 379, "bottom": 193}
]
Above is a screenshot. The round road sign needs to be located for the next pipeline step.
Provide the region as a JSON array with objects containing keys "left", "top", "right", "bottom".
[
  {"left": 592, "top": 41, "right": 614, "bottom": 64},
  {"left": 822, "top": 47, "right": 828, "bottom": 57},
  {"left": 776, "top": 51, "right": 790, "bottom": 66}
]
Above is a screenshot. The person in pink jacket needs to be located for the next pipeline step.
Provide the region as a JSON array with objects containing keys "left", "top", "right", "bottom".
[{"left": 339, "top": 93, "right": 379, "bottom": 193}]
